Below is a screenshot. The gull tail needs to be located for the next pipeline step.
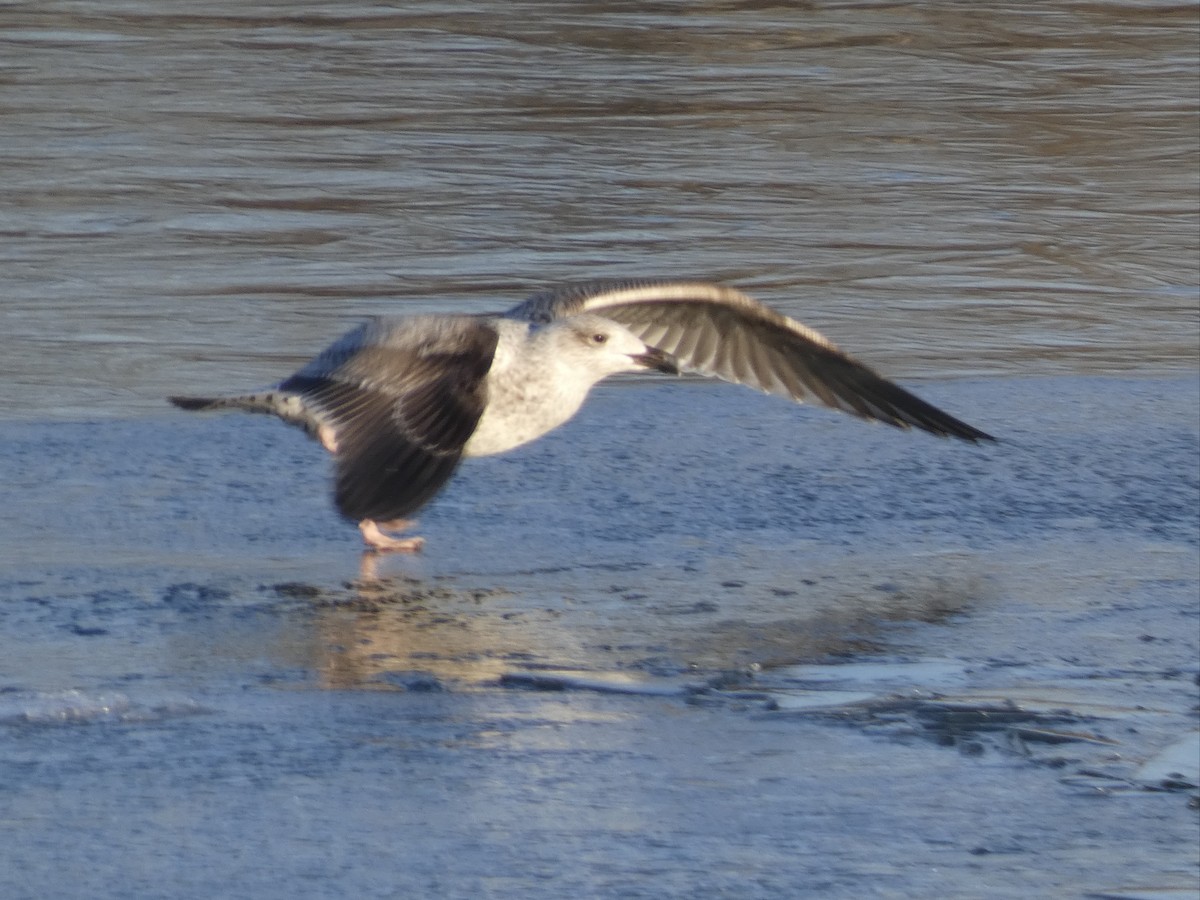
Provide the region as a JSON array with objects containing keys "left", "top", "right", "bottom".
[
  {"left": 169, "top": 393, "right": 282, "bottom": 415},
  {"left": 169, "top": 391, "right": 330, "bottom": 447}
]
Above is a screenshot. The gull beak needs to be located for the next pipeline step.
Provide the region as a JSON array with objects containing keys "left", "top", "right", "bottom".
[{"left": 632, "top": 346, "right": 679, "bottom": 376}]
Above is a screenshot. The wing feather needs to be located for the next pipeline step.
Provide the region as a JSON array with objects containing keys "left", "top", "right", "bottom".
[
  {"left": 507, "top": 279, "right": 992, "bottom": 441},
  {"left": 279, "top": 315, "right": 499, "bottom": 521}
]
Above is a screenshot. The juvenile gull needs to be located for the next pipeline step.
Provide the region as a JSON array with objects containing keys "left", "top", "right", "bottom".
[{"left": 170, "top": 279, "right": 993, "bottom": 552}]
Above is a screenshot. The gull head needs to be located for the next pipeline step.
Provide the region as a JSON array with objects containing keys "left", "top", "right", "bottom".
[{"left": 549, "top": 314, "right": 678, "bottom": 378}]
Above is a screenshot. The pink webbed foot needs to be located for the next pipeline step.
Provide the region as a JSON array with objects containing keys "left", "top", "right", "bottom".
[{"left": 358, "top": 518, "right": 425, "bottom": 553}]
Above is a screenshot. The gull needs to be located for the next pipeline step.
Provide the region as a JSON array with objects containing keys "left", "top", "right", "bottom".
[{"left": 170, "top": 279, "right": 993, "bottom": 552}]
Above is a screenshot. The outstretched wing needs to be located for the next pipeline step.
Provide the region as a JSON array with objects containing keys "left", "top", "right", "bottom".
[
  {"left": 281, "top": 315, "right": 499, "bottom": 522},
  {"left": 507, "top": 279, "right": 992, "bottom": 442}
]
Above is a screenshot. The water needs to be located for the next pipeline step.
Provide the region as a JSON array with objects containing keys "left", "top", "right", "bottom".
[
  {"left": 1, "top": 1, "right": 1197, "bottom": 420},
  {"left": 1, "top": 375, "right": 1197, "bottom": 898},
  {"left": 1, "top": 3, "right": 1198, "bottom": 898}
]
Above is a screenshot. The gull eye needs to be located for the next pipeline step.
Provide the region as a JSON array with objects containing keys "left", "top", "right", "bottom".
[{"left": 589, "top": 332, "right": 608, "bottom": 345}]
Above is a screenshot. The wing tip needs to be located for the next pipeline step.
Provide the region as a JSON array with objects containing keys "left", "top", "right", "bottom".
[
  {"left": 895, "top": 412, "right": 996, "bottom": 443},
  {"left": 934, "top": 423, "right": 997, "bottom": 443}
]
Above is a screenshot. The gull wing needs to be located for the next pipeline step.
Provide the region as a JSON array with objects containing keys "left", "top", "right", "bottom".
[
  {"left": 281, "top": 315, "right": 499, "bottom": 522},
  {"left": 507, "top": 279, "right": 993, "bottom": 442}
]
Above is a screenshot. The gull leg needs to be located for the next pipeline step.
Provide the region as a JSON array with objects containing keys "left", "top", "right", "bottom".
[{"left": 359, "top": 519, "right": 425, "bottom": 553}]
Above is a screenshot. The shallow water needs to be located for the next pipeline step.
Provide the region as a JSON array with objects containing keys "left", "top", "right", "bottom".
[
  {"left": 3, "top": 376, "right": 1198, "bottom": 898},
  {"left": 1, "top": 2, "right": 1198, "bottom": 898}
]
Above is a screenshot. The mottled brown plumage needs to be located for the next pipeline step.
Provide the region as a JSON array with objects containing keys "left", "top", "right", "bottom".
[{"left": 170, "top": 279, "right": 992, "bottom": 552}]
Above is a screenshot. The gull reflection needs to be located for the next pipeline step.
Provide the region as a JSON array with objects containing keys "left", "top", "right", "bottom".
[{"left": 310, "top": 569, "right": 585, "bottom": 691}]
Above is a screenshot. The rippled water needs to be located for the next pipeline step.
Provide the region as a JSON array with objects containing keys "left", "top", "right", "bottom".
[
  {"left": 2, "top": 7, "right": 1200, "bottom": 896},
  {"left": 1, "top": 1, "right": 1197, "bottom": 419}
]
